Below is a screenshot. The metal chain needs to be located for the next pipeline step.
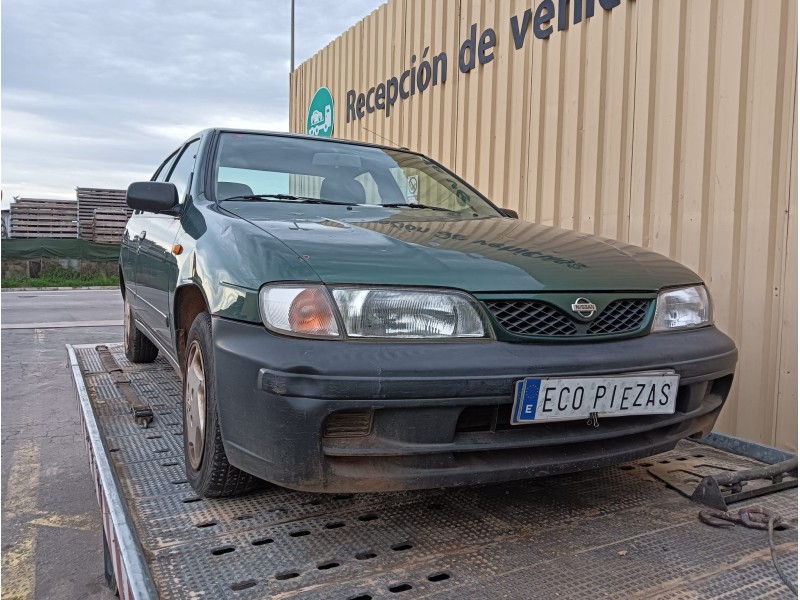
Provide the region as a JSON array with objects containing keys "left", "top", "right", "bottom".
[{"left": 699, "top": 507, "right": 797, "bottom": 597}]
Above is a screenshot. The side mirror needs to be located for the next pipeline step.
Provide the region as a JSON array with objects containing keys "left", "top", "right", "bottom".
[
  {"left": 127, "top": 182, "right": 180, "bottom": 214},
  {"left": 500, "top": 208, "right": 519, "bottom": 219}
]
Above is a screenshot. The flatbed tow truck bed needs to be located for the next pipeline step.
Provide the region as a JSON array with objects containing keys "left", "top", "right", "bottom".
[{"left": 68, "top": 342, "right": 798, "bottom": 600}]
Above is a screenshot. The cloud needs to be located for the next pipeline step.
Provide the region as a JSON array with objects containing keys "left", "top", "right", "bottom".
[{"left": 1, "top": 0, "right": 384, "bottom": 206}]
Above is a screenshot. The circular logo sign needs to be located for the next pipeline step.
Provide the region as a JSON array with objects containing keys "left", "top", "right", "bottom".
[
  {"left": 571, "top": 297, "right": 597, "bottom": 318},
  {"left": 307, "top": 87, "right": 334, "bottom": 137}
]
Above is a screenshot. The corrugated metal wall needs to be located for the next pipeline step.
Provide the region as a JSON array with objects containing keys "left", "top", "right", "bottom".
[{"left": 290, "top": 0, "right": 798, "bottom": 450}]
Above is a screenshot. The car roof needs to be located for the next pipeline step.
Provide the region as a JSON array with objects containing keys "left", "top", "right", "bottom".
[{"left": 189, "top": 128, "right": 418, "bottom": 156}]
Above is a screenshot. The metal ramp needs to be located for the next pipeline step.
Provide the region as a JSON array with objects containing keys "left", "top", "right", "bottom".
[{"left": 71, "top": 343, "right": 798, "bottom": 599}]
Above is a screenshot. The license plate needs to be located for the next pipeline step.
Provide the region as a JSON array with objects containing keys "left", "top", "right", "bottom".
[{"left": 511, "top": 371, "right": 679, "bottom": 425}]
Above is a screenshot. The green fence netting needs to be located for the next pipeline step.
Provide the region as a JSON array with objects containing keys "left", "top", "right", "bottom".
[{"left": 1, "top": 239, "right": 121, "bottom": 261}]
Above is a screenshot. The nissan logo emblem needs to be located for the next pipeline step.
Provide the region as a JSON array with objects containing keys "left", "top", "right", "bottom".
[{"left": 571, "top": 298, "right": 597, "bottom": 318}]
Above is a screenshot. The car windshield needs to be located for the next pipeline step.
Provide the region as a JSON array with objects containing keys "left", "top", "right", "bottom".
[{"left": 214, "top": 133, "right": 502, "bottom": 217}]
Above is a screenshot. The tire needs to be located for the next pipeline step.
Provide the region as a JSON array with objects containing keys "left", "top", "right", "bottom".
[
  {"left": 183, "top": 312, "right": 260, "bottom": 497},
  {"left": 123, "top": 296, "right": 158, "bottom": 363}
]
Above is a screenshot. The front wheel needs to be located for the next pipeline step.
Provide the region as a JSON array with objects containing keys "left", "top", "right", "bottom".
[{"left": 183, "top": 312, "right": 260, "bottom": 497}]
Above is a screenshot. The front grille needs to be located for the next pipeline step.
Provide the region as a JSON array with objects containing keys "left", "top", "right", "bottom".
[
  {"left": 587, "top": 300, "right": 650, "bottom": 335},
  {"left": 485, "top": 301, "right": 578, "bottom": 336},
  {"left": 486, "top": 299, "right": 651, "bottom": 338}
]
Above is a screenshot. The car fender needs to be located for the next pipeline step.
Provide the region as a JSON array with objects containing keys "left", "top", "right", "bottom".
[{"left": 173, "top": 200, "right": 322, "bottom": 324}]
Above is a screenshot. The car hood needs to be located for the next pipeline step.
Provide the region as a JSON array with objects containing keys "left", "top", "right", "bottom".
[{"left": 223, "top": 204, "right": 701, "bottom": 292}]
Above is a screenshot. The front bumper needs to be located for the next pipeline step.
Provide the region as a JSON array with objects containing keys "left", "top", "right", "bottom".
[{"left": 212, "top": 317, "right": 737, "bottom": 493}]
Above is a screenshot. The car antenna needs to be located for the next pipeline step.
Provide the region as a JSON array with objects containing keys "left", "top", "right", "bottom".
[{"left": 360, "top": 126, "right": 409, "bottom": 150}]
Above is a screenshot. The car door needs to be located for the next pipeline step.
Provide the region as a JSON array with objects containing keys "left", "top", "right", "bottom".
[
  {"left": 136, "top": 139, "right": 200, "bottom": 351},
  {"left": 122, "top": 148, "right": 179, "bottom": 311}
]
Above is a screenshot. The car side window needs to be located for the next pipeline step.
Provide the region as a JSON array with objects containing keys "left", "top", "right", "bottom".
[
  {"left": 153, "top": 150, "right": 180, "bottom": 182},
  {"left": 166, "top": 139, "right": 201, "bottom": 203}
]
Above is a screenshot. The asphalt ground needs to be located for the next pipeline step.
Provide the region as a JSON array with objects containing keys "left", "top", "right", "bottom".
[{"left": 2, "top": 289, "right": 123, "bottom": 599}]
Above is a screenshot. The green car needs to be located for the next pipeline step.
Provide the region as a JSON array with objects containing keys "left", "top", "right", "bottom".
[{"left": 121, "top": 129, "right": 737, "bottom": 497}]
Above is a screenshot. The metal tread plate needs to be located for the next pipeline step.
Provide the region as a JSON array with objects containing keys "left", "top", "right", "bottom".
[
  {"left": 75, "top": 343, "right": 798, "bottom": 599},
  {"left": 100, "top": 410, "right": 182, "bottom": 439}
]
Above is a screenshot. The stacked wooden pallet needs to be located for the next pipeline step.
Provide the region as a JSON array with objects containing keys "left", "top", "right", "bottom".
[
  {"left": 92, "top": 208, "right": 129, "bottom": 243},
  {"left": 9, "top": 198, "right": 78, "bottom": 238},
  {"left": 76, "top": 188, "right": 131, "bottom": 241}
]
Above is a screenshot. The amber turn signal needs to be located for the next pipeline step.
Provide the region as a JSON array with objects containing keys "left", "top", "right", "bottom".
[
  {"left": 259, "top": 285, "right": 340, "bottom": 338},
  {"left": 172, "top": 244, "right": 183, "bottom": 255},
  {"left": 289, "top": 288, "right": 336, "bottom": 335}
]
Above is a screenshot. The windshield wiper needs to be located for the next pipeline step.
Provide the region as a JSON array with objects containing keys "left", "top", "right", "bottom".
[
  {"left": 220, "top": 194, "right": 356, "bottom": 206},
  {"left": 379, "top": 202, "right": 456, "bottom": 212}
]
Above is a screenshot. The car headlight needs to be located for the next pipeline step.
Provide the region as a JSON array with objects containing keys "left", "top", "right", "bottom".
[
  {"left": 259, "top": 284, "right": 490, "bottom": 339},
  {"left": 652, "top": 285, "right": 713, "bottom": 332},
  {"left": 332, "top": 287, "right": 489, "bottom": 338}
]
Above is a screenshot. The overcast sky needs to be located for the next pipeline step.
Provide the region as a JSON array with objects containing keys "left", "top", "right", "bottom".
[{"left": 1, "top": 0, "right": 383, "bottom": 207}]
